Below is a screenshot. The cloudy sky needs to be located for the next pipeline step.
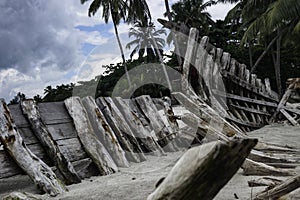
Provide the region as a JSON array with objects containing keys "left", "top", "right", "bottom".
[{"left": 0, "top": 0, "right": 234, "bottom": 101}]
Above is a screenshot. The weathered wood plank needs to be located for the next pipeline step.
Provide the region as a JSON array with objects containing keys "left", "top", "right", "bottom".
[
  {"left": 221, "top": 70, "right": 278, "bottom": 101},
  {"left": 82, "top": 96, "right": 130, "bottom": 167},
  {"left": 0, "top": 100, "right": 66, "bottom": 196},
  {"left": 46, "top": 123, "right": 78, "bottom": 141},
  {"left": 56, "top": 138, "right": 88, "bottom": 162},
  {"left": 253, "top": 175, "right": 300, "bottom": 200},
  {"left": 38, "top": 102, "right": 73, "bottom": 125},
  {"left": 0, "top": 150, "right": 24, "bottom": 179},
  {"left": 225, "top": 116, "right": 264, "bottom": 128},
  {"left": 135, "top": 95, "right": 178, "bottom": 152},
  {"left": 213, "top": 90, "right": 278, "bottom": 107},
  {"left": 147, "top": 139, "right": 257, "bottom": 200},
  {"left": 21, "top": 100, "right": 81, "bottom": 184},
  {"left": 8, "top": 104, "right": 29, "bottom": 128},
  {"left": 110, "top": 97, "right": 159, "bottom": 158},
  {"left": 64, "top": 97, "right": 118, "bottom": 175},
  {"left": 230, "top": 104, "right": 271, "bottom": 116},
  {"left": 248, "top": 177, "right": 283, "bottom": 187},
  {"left": 242, "top": 159, "right": 295, "bottom": 176},
  {"left": 172, "top": 92, "right": 245, "bottom": 138},
  {"left": 182, "top": 28, "right": 199, "bottom": 96},
  {"left": 280, "top": 109, "right": 300, "bottom": 126},
  {"left": 97, "top": 97, "right": 155, "bottom": 158}
]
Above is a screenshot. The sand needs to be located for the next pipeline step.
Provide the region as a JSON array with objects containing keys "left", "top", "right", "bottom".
[{"left": 0, "top": 124, "right": 299, "bottom": 200}]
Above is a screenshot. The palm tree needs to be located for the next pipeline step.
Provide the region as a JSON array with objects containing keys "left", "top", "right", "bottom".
[
  {"left": 80, "top": 0, "right": 151, "bottom": 87},
  {"left": 220, "top": 0, "right": 300, "bottom": 96},
  {"left": 126, "top": 21, "right": 166, "bottom": 62}
]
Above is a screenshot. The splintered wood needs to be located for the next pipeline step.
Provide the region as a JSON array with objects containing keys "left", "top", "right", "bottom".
[{"left": 0, "top": 100, "right": 66, "bottom": 196}]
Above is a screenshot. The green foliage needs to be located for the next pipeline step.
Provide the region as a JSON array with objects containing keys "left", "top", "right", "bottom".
[{"left": 9, "top": 92, "right": 26, "bottom": 105}]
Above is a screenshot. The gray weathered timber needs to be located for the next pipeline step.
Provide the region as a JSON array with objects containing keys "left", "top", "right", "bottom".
[
  {"left": 242, "top": 159, "right": 295, "bottom": 176},
  {"left": 147, "top": 138, "right": 257, "bottom": 200},
  {"left": 0, "top": 150, "right": 23, "bottom": 178},
  {"left": 172, "top": 92, "right": 245, "bottom": 138},
  {"left": 280, "top": 109, "right": 300, "bottom": 126},
  {"left": 252, "top": 175, "right": 300, "bottom": 200},
  {"left": 248, "top": 177, "right": 283, "bottom": 188},
  {"left": 181, "top": 113, "right": 230, "bottom": 142},
  {"left": 82, "top": 96, "right": 129, "bottom": 167},
  {"left": 64, "top": 97, "right": 118, "bottom": 175},
  {"left": 21, "top": 100, "right": 81, "bottom": 184},
  {"left": 96, "top": 97, "right": 149, "bottom": 159},
  {"left": 112, "top": 97, "right": 161, "bottom": 158},
  {"left": 135, "top": 95, "right": 178, "bottom": 152},
  {"left": 181, "top": 28, "right": 199, "bottom": 96},
  {"left": 38, "top": 102, "right": 73, "bottom": 124},
  {"left": 0, "top": 101, "right": 66, "bottom": 196},
  {"left": 248, "top": 149, "right": 297, "bottom": 164}
]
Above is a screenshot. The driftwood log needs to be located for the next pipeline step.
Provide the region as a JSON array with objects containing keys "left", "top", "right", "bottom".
[
  {"left": 242, "top": 159, "right": 295, "bottom": 176},
  {"left": 21, "top": 100, "right": 81, "bottom": 184},
  {"left": 252, "top": 175, "right": 300, "bottom": 200},
  {"left": 0, "top": 100, "right": 66, "bottom": 196},
  {"left": 147, "top": 138, "right": 257, "bottom": 200},
  {"left": 81, "top": 96, "right": 129, "bottom": 167},
  {"left": 64, "top": 97, "right": 118, "bottom": 175},
  {"left": 248, "top": 177, "right": 283, "bottom": 188}
]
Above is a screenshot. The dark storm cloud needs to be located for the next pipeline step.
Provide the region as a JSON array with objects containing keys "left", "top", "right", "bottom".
[{"left": 0, "top": 0, "right": 82, "bottom": 73}]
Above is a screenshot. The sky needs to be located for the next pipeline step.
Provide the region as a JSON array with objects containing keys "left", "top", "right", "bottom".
[{"left": 0, "top": 0, "right": 234, "bottom": 101}]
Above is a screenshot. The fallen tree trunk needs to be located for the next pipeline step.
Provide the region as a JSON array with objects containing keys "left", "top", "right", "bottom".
[
  {"left": 252, "top": 175, "right": 300, "bottom": 200},
  {"left": 248, "top": 177, "right": 283, "bottom": 188},
  {"left": 147, "top": 138, "right": 257, "bottom": 200},
  {"left": 65, "top": 97, "right": 118, "bottom": 175},
  {"left": 21, "top": 100, "right": 81, "bottom": 184},
  {"left": 248, "top": 149, "right": 297, "bottom": 164},
  {"left": 81, "top": 96, "right": 129, "bottom": 167},
  {"left": 0, "top": 100, "right": 66, "bottom": 196},
  {"left": 242, "top": 159, "right": 295, "bottom": 176}
]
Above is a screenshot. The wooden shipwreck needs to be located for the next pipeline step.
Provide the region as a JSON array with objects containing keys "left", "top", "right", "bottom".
[{"left": 0, "top": 27, "right": 299, "bottom": 199}]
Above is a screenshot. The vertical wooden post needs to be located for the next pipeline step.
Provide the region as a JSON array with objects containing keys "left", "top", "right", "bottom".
[
  {"left": 64, "top": 97, "right": 118, "bottom": 175},
  {"left": 21, "top": 100, "right": 81, "bottom": 184},
  {"left": 81, "top": 96, "right": 129, "bottom": 167}
]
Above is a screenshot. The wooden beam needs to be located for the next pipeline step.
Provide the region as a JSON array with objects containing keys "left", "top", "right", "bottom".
[
  {"left": 242, "top": 159, "right": 295, "bottom": 176},
  {"left": 147, "top": 138, "right": 257, "bottom": 200},
  {"left": 0, "top": 100, "right": 66, "bottom": 196},
  {"left": 253, "top": 175, "right": 300, "bottom": 200},
  {"left": 21, "top": 100, "right": 81, "bottom": 185},
  {"left": 135, "top": 96, "right": 179, "bottom": 152},
  {"left": 97, "top": 97, "right": 161, "bottom": 157},
  {"left": 225, "top": 116, "right": 264, "bottom": 128},
  {"left": 213, "top": 90, "right": 278, "bottom": 107},
  {"left": 172, "top": 92, "right": 245, "bottom": 138},
  {"left": 221, "top": 70, "right": 278, "bottom": 101},
  {"left": 280, "top": 109, "right": 299, "bottom": 126},
  {"left": 64, "top": 97, "right": 118, "bottom": 175},
  {"left": 230, "top": 104, "right": 271, "bottom": 116},
  {"left": 81, "top": 96, "right": 130, "bottom": 167}
]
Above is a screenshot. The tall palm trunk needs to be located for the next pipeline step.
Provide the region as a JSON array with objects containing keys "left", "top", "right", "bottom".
[
  {"left": 164, "top": 0, "right": 183, "bottom": 70},
  {"left": 112, "top": 12, "right": 132, "bottom": 88},
  {"left": 149, "top": 32, "right": 172, "bottom": 91},
  {"left": 275, "top": 30, "right": 282, "bottom": 97}
]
